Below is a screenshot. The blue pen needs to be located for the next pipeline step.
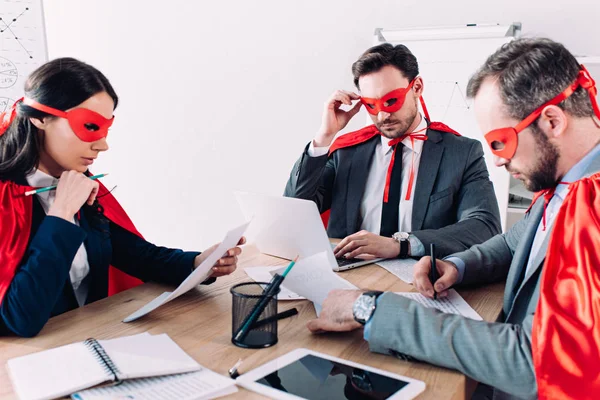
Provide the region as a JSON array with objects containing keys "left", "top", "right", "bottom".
[{"left": 234, "top": 256, "right": 299, "bottom": 342}]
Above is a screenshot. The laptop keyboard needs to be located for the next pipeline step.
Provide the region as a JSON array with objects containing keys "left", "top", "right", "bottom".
[{"left": 336, "top": 257, "right": 363, "bottom": 267}]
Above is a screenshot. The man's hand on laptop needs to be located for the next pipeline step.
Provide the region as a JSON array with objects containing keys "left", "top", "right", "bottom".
[{"left": 333, "top": 230, "right": 400, "bottom": 259}]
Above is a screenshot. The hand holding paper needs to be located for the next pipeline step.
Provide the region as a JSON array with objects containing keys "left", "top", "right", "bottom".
[
  {"left": 123, "top": 221, "right": 250, "bottom": 323},
  {"left": 196, "top": 237, "right": 246, "bottom": 279}
]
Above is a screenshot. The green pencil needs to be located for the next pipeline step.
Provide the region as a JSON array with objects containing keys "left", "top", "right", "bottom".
[{"left": 24, "top": 173, "right": 109, "bottom": 197}]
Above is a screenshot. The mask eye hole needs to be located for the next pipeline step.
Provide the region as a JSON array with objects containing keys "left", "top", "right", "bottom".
[
  {"left": 365, "top": 103, "right": 375, "bottom": 109},
  {"left": 384, "top": 98, "right": 397, "bottom": 107},
  {"left": 84, "top": 123, "right": 100, "bottom": 132},
  {"left": 491, "top": 141, "right": 505, "bottom": 151}
]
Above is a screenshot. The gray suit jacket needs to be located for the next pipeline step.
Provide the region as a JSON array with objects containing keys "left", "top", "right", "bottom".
[
  {"left": 367, "top": 152, "right": 600, "bottom": 399},
  {"left": 284, "top": 127, "right": 502, "bottom": 257}
]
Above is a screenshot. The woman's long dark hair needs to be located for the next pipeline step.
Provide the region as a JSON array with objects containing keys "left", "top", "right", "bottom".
[
  {"left": 0, "top": 57, "right": 118, "bottom": 179},
  {"left": 0, "top": 58, "right": 119, "bottom": 226}
]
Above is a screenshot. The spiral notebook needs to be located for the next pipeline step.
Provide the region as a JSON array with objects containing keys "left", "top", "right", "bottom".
[{"left": 7, "top": 332, "right": 201, "bottom": 400}]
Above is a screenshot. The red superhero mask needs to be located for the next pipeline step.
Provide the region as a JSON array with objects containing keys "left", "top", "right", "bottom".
[
  {"left": 360, "top": 78, "right": 416, "bottom": 115},
  {"left": 485, "top": 65, "right": 600, "bottom": 160},
  {"left": 22, "top": 97, "right": 114, "bottom": 142}
]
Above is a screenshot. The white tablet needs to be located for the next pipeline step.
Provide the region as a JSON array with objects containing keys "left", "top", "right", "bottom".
[{"left": 236, "top": 348, "right": 425, "bottom": 399}]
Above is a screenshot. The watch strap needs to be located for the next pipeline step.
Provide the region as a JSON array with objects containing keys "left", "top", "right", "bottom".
[{"left": 398, "top": 238, "right": 409, "bottom": 258}]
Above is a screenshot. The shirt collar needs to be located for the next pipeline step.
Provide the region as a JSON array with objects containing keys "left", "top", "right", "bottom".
[
  {"left": 382, "top": 114, "right": 427, "bottom": 155},
  {"left": 26, "top": 169, "right": 59, "bottom": 204},
  {"left": 554, "top": 142, "right": 600, "bottom": 200},
  {"left": 26, "top": 168, "right": 59, "bottom": 188}
]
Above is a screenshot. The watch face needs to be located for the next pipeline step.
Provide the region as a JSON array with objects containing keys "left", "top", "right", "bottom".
[
  {"left": 393, "top": 232, "right": 409, "bottom": 241},
  {"left": 353, "top": 294, "right": 376, "bottom": 323}
]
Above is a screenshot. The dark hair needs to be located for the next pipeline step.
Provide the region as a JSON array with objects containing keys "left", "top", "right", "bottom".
[
  {"left": 466, "top": 38, "right": 594, "bottom": 120},
  {"left": 351, "top": 43, "right": 419, "bottom": 89},
  {"left": 0, "top": 57, "right": 118, "bottom": 180}
]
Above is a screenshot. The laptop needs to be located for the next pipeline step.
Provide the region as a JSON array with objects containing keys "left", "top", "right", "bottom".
[{"left": 235, "top": 191, "right": 383, "bottom": 271}]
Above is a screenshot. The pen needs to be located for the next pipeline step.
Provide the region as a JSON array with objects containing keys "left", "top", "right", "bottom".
[
  {"left": 24, "top": 173, "right": 109, "bottom": 196},
  {"left": 430, "top": 243, "right": 437, "bottom": 300},
  {"left": 234, "top": 256, "right": 299, "bottom": 342},
  {"left": 253, "top": 307, "right": 298, "bottom": 328}
]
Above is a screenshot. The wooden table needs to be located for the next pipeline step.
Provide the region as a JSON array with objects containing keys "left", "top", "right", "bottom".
[{"left": 0, "top": 245, "right": 504, "bottom": 400}]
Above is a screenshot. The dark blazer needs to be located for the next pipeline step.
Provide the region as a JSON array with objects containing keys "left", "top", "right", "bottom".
[
  {"left": 0, "top": 177, "right": 207, "bottom": 337},
  {"left": 284, "top": 126, "right": 502, "bottom": 257}
]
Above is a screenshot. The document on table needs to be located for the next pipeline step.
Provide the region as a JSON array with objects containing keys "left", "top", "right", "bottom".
[
  {"left": 394, "top": 289, "right": 482, "bottom": 320},
  {"left": 244, "top": 266, "right": 305, "bottom": 300},
  {"left": 71, "top": 368, "right": 237, "bottom": 400},
  {"left": 123, "top": 221, "right": 250, "bottom": 322},
  {"left": 375, "top": 258, "right": 417, "bottom": 283},
  {"left": 274, "top": 252, "right": 357, "bottom": 315}
]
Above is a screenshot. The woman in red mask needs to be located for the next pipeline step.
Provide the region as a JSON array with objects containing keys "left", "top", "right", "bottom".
[{"left": 0, "top": 58, "right": 243, "bottom": 337}]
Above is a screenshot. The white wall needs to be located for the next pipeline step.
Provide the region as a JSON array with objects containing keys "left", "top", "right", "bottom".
[{"left": 42, "top": 0, "right": 600, "bottom": 251}]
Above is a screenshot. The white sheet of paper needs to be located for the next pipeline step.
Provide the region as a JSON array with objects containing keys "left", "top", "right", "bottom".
[
  {"left": 198, "top": 385, "right": 238, "bottom": 400},
  {"left": 72, "top": 368, "right": 237, "bottom": 400},
  {"left": 123, "top": 221, "right": 250, "bottom": 323},
  {"left": 274, "top": 252, "right": 357, "bottom": 315},
  {"left": 394, "top": 289, "right": 482, "bottom": 320},
  {"left": 376, "top": 258, "right": 417, "bottom": 284},
  {"left": 244, "top": 267, "right": 305, "bottom": 300}
]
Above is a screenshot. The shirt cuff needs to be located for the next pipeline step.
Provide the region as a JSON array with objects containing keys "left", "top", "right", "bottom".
[
  {"left": 307, "top": 140, "right": 330, "bottom": 157},
  {"left": 363, "top": 294, "right": 386, "bottom": 341},
  {"left": 444, "top": 256, "right": 465, "bottom": 284},
  {"left": 408, "top": 234, "right": 425, "bottom": 257}
]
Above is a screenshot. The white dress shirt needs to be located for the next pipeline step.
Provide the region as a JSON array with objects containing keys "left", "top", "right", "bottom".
[
  {"left": 26, "top": 170, "right": 90, "bottom": 307},
  {"left": 309, "top": 115, "right": 428, "bottom": 255}
]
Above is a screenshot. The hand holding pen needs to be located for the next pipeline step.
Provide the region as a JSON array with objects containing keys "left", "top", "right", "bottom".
[
  {"left": 39, "top": 171, "right": 108, "bottom": 222},
  {"left": 412, "top": 246, "right": 461, "bottom": 299},
  {"left": 430, "top": 244, "right": 437, "bottom": 300}
]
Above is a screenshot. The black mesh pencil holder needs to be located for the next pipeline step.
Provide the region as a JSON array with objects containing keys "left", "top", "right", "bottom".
[{"left": 231, "top": 282, "right": 280, "bottom": 349}]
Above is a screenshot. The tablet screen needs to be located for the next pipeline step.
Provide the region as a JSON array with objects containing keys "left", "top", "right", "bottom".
[{"left": 254, "top": 354, "right": 409, "bottom": 399}]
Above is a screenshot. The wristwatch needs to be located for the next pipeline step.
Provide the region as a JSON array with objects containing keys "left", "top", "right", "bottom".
[
  {"left": 392, "top": 232, "right": 410, "bottom": 258},
  {"left": 353, "top": 291, "right": 384, "bottom": 325}
]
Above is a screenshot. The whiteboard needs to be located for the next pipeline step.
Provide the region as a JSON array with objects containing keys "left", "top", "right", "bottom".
[
  {"left": 0, "top": 0, "right": 48, "bottom": 113},
  {"left": 374, "top": 25, "right": 519, "bottom": 231}
]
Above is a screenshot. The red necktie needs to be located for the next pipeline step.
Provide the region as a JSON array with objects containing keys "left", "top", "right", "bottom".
[
  {"left": 527, "top": 181, "right": 570, "bottom": 231},
  {"left": 383, "top": 127, "right": 428, "bottom": 203}
]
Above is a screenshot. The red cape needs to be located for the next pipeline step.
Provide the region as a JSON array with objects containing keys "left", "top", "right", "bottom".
[
  {"left": 0, "top": 179, "right": 143, "bottom": 304},
  {"left": 532, "top": 172, "right": 600, "bottom": 399}
]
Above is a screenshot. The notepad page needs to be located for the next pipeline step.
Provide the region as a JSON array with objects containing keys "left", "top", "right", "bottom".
[
  {"left": 72, "top": 369, "right": 237, "bottom": 400},
  {"left": 8, "top": 342, "right": 108, "bottom": 400},
  {"left": 100, "top": 333, "right": 200, "bottom": 380},
  {"left": 394, "top": 289, "right": 483, "bottom": 320}
]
